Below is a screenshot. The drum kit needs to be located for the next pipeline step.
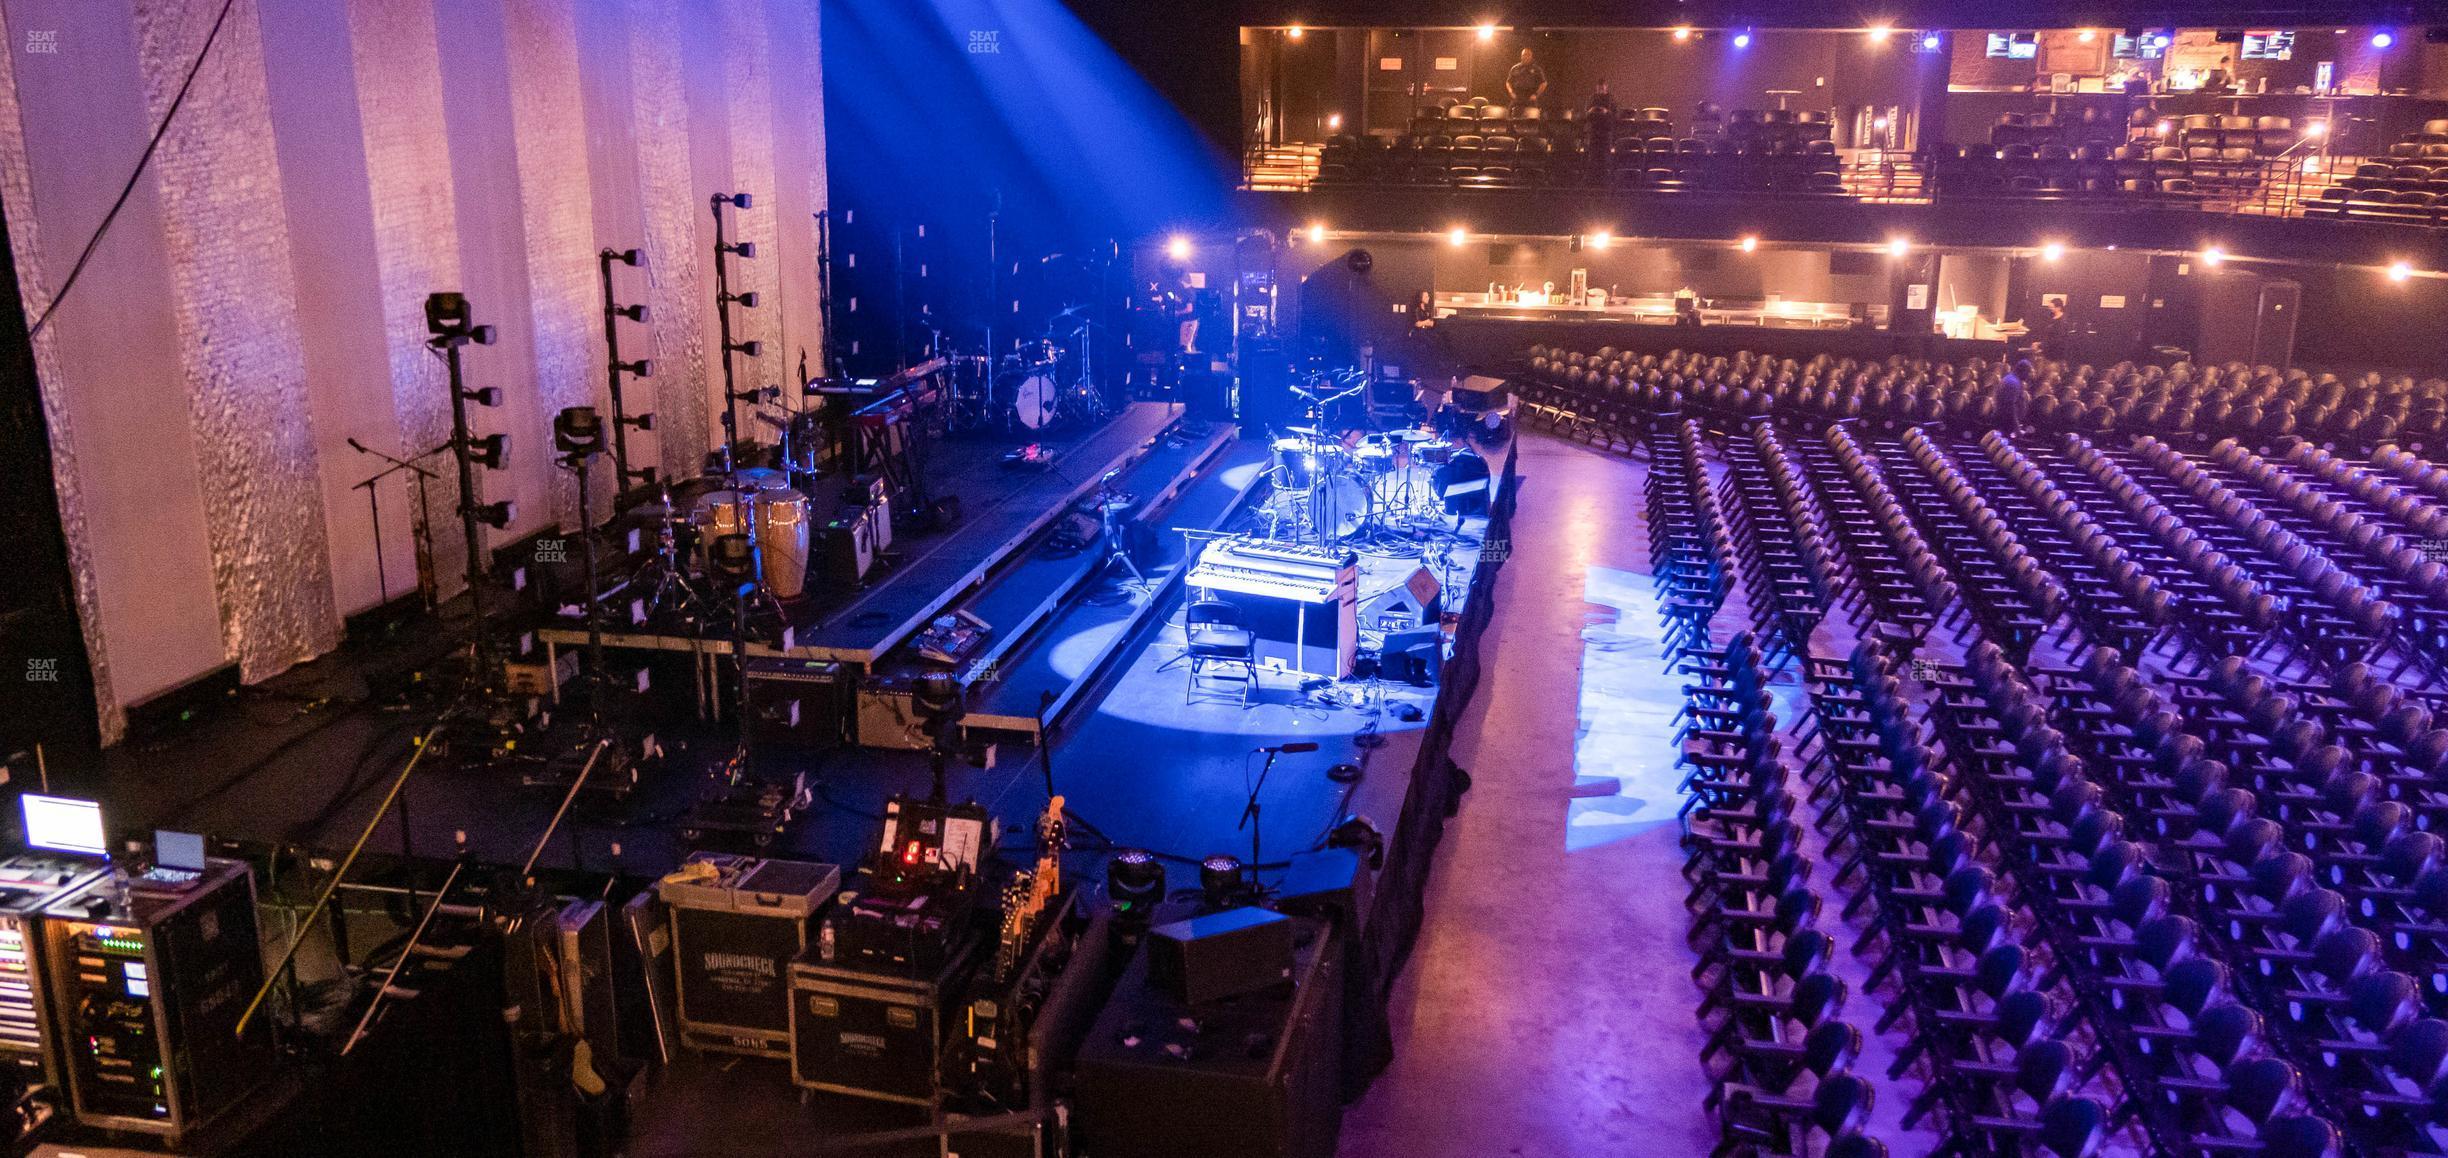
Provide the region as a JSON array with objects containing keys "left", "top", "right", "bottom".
[
  {"left": 1262, "top": 371, "right": 1482, "bottom": 550},
  {"left": 946, "top": 312, "right": 1113, "bottom": 434}
]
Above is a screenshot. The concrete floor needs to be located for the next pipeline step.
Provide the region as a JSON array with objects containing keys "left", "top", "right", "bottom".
[{"left": 1339, "top": 433, "right": 1718, "bottom": 1158}]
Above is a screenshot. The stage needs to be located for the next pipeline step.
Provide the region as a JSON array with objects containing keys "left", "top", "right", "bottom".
[{"left": 42, "top": 400, "right": 1520, "bottom": 1155}]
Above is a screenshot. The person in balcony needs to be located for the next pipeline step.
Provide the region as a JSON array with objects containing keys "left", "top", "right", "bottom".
[
  {"left": 1584, "top": 80, "right": 1620, "bottom": 183},
  {"left": 1507, "top": 48, "right": 1548, "bottom": 109}
]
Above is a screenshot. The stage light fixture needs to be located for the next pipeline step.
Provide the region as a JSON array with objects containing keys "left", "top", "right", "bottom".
[
  {"left": 2390, "top": 261, "right": 2414, "bottom": 283},
  {"left": 1326, "top": 112, "right": 1342, "bottom": 130},
  {"left": 720, "top": 240, "right": 755, "bottom": 259},
  {"left": 1199, "top": 854, "right": 1245, "bottom": 907},
  {"left": 1867, "top": 24, "right": 1894, "bottom": 44},
  {"left": 1886, "top": 237, "right": 1911, "bottom": 258},
  {"left": 464, "top": 386, "right": 503, "bottom": 408},
  {"left": 615, "top": 303, "right": 647, "bottom": 322},
  {"left": 1733, "top": 30, "right": 1752, "bottom": 49},
  {"left": 726, "top": 339, "right": 762, "bottom": 357},
  {"left": 1165, "top": 234, "right": 1192, "bottom": 261},
  {"left": 2372, "top": 31, "right": 2395, "bottom": 49},
  {"left": 1921, "top": 33, "right": 1941, "bottom": 51},
  {"left": 1672, "top": 25, "right": 1692, "bottom": 42},
  {"left": 618, "top": 358, "right": 652, "bottom": 378},
  {"left": 473, "top": 499, "right": 515, "bottom": 529},
  {"left": 2041, "top": 242, "right": 2066, "bottom": 261},
  {"left": 604, "top": 247, "right": 642, "bottom": 267},
  {"left": 623, "top": 412, "right": 654, "bottom": 431},
  {"left": 1448, "top": 226, "right": 1468, "bottom": 247},
  {"left": 714, "top": 191, "right": 753, "bottom": 209},
  {"left": 1106, "top": 849, "right": 1165, "bottom": 917},
  {"left": 1739, "top": 235, "right": 1759, "bottom": 253},
  {"left": 552, "top": 406, "right": 605, "bottom": 457},
  {"left": 1287, "top": 24, "right": 1304, "bottom": 39},
  {"left": 1589, "top": 230, "right": 1612, "bottom": 250},
  {"left": 469, "top": 432, "right": 510, "bottom": 469},
  {"left": 1475, "top": 23, "right": 1495, "bottom": 42},
  {"left": 1307, "top": 222, "right": 1327, "bottom": 244},
  {"left": 2202, "top": 246, "right": 2226, "bottom": 267},
  {"left": 1344, "top": 247, "right": 1372, "bottom": 273}
]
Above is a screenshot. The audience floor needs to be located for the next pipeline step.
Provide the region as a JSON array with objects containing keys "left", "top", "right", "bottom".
[{"left": 1340, "top": 432, "right": 1719, "bottom": 1157}]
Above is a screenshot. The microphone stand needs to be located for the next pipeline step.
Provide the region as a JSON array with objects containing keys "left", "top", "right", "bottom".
[
  {"left": 1237, "top": 743, "right": 1315, "bottom": 892},
  {"left": 346, "top": 438, "right": 447, "bottom": 611}
]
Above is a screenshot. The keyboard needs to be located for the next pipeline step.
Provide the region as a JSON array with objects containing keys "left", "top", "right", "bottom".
[{"left": 135, "top": 866, "right": 201, "bottom": 890}]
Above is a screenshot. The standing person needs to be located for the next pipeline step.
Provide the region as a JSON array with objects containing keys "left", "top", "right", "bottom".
[
  {"left": 1584, "top": 80, "right": 1620, "bottom": 184},
  {"left": 1997, "top": 359, "right": 2032, "bottom": 435},
  {"left": 2030, "top": 300, "right": 2068, "bottom": 361},
  {"left": 1506, "top": 48, "right": 1548, "bottom": 110}
]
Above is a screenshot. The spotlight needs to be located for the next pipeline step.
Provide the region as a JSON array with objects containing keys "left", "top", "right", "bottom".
[
  {"left": 1344, "top": 247, "right": 1372, "bottom": 273},
  {"left": 463, "top": 386, "right": 502, "bottom": 408},
  {"left": 1286, "top": 24, "right": 1304, "bottom": 39},
  {"left": 622, "top": 412, "right": 655, "bottom": 431},
  {"left": 617, "top": 357, "right": 652, "bottom": 378},
  {"left": 468, "top": 432, "right": 510, "bottom": 469},
  {"left": 2041, "top": 241, "right": 2066, "bottom": 262},
  {"left": 553, "top": 407, "right": 605, "bottom": 457},
  {"left": 1448, "top": 226, "right": 1468, "bottom": 247},
  {"left": 1165, "top": 234, "right": 1192, "bottom": 262},
  {"left": 1739, "top": 235, "right": 1759, "bottom": 253},
  {"left": 1475, "top": 22, "right": 1495, "bottom": 41},
  {"left": 1105, "top": 849, "right": 1165, "bottom": 918},
  {"left": 603, "top": 247, "right": 642, "bottom": 267},
  {"left": 1588, "top": 229, "right": 1612, "bottom": 250},
  {"left": 2304, "top": 121, "right": 2327, "bottom": 138},
  {"left": 1920, "top": 33, "right": 1941, "bottom": 51},
  {"left": 1867, "top": 24, "right": 1894, "bottom": 44},
  {"left": 2371, "top": 30, "right": 2395, "bottom": 49},
  {"left": 1199, "top": 854, "right": 1245, "bottom": 907},
  {"left": 2077, "top": 28, "right": 2096, "bottom": 43},
  {"left": 2389, "top": 261, "right": 2414, "bottom": 283},
  {"left": 1672, "top": 25, "right": 1693, "bottom": 42},
  {"left": 713, "top": 191, "right": 753, "bottom": 209},
  {"left": 1886, "top": 237, "right": 1911, "bottom": 258},
  {"left": 2156, "top": 120, "right": 2172, "bottom": 136},
  {"left": 1307, "top": 222, "right": 1327, "bottom": 244},
  {"left": 473, "top": 499, "right": 515, "bottom": 530},
  {"left": 2201, "top": 246, "right": 2226, "bottom": 267},
  {"left": 1733, "top": 30, "right": 1752, "bottom": 49},
  {"left": 1326, "top": 112, "right": 1342, "bottom": 130}
]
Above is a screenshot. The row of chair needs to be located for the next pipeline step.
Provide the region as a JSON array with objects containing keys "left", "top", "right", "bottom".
[{"left": 1522, "top": 346, "right": 2448, "bottom": 452}]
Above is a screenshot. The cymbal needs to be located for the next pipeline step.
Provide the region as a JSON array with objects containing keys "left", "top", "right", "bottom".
[{"left": 1283, "top": 425, "right": 1325, "bottom": 437}]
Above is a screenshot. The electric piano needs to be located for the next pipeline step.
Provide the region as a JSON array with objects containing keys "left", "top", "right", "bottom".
[{"left": 1186, "top": 536, "right": 1358, "bottom": 677}]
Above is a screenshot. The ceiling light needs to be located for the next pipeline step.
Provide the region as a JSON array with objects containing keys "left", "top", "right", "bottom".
[
  {"left": 1921, "top": 33, "right": 1942, "bottom": 51},
  {"left": 1307, "top": 223, "right": 1327, "bottom": 244},
  {"left": 1448, "top": 226, "right": 1468, "bottom": 247},
  {"left": 2371, "top": 30, "right": 2395, "bottom": 49},
  {"left": 1476, "top": 23, "right": 1496, "bottom": 42},
  {"left": 1867, "top": 24, "right": 1894, "bottom": 44},
  {"left": 1672, "top": 25, "right": 1693, "bottom": 42},
  {"left": 1887, "top": 237, "right": 1910, "bottom": 258},
  {"left": 1327, "top": 113, "right": 1343, "bottom": 130},
  {"left": 2389, "top": 261, "right": 2414, "bottom": 282},
  {"left": 1287, "top": 25, "right": 1304, "bottom": 39},
  {"left": 2201, "top": 246, "right": 2225, "bottom": 266},
  {"left": 1733, "top": 31, "right": 1752, "bottom": 49},
  {"left": 2077, "top": 29, "right": 2097, "bottom": 43},
  {"left": 2041, "top": 242, "right": 2065, "bottom": 261},
  {"left": 1739, "top": 236, "right": 1759, "bottom": 253},
  {"left": 1587, "top": 230, "right": 1613, "bottom": 250}
]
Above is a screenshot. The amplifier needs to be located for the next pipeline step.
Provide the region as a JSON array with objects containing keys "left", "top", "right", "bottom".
[
  {"left": 1074, "top": 916, "right": 1344, "bottom": 1158},
  {"left": 743, "top": 657, "right": 855, "bottom": 751},
  {"left": 817, "top": 512, "right": 876, "bottom": 588},
  {"left": 658, "top": 854, "right": 841, "bottom": 1058},
  {"left": 787, "top": 938, "right": 981, "bottom": 1106},
  {"left": 1147, "top": 906, "right": 1295, "bottom": 1006}
]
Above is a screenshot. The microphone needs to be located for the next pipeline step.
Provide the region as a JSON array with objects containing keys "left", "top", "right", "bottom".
[
  {"left": 1258, "top": 741, "right": 1320, "bottom": 754},
  {"left": 348, "top": 437, "right": 369, "bottom": 453}
]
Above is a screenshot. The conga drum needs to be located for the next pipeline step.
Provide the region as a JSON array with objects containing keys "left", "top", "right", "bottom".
[{"left": 756, "top": 489, "right": 812, "bottom": 598}]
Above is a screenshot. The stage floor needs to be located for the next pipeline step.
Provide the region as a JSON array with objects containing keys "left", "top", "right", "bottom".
[{"left": 50, "top": 420, "right": 1512, "bottom": 1156}]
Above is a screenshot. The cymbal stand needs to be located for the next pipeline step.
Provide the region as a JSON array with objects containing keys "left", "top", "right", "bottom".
[{"left": 632, "top": 484, "right": 704, "bottom": 627}]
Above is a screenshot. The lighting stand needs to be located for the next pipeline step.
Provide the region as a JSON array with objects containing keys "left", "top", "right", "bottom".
[
  {"left": 598, "top": 248, "right": 657, "bottom": 499},
  {"left": 814, "top": 210, "right": 842, "bottom": 381},
  {"left": 427, "top": 292, "right": 509, "bottom": 684},
  {"left": 711, "top": 192, "right": 772, "bottom": 475}
]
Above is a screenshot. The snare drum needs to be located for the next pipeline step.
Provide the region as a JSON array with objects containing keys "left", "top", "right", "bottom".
[{"left": 1272, "top": 437, "right": 1322, "bottom": 490}]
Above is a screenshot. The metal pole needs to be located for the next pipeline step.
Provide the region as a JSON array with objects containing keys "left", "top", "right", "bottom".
[
  {"left": 339, "top": 858, "right": 467, "bottom": 1056},
  {"left": 237, "top": 716, "right": 452, "bottom": 1038},
  {"left": 523, "top": 738, "right": 609, "bottom": 876}
]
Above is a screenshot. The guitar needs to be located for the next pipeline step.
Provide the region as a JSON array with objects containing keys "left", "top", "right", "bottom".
[{"left": 994, "top": 795, "right": 1065, "bottom": 981}]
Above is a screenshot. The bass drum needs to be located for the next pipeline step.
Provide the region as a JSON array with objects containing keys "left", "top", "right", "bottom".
[
  {"left": 1313, "top": 475, "right": 1371, "bottom": 541},
  {"left": 757, "top": 489, "right": 811, "bottom": 598},
  {"left": 999, "top": 371, "right": 1059, "bottom": 429}
]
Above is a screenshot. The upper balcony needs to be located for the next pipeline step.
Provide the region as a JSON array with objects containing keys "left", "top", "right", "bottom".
[{"left": 1236, "top": 24, "right": 2448, "bottom": 267}]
